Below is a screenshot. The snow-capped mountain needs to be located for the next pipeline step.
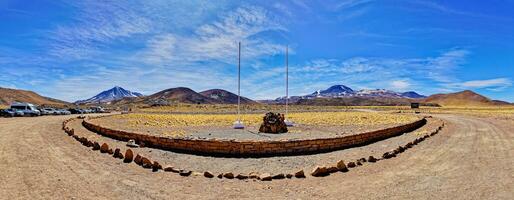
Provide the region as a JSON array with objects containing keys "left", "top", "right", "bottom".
[
  {"left": 309, "top": 85, "right": 355, "bottom": 97},
  {"left": 274, "top": 85, "right": 425, "bottom": 103},
  {"left": 75, "top": 86, "right": 143, "bottom": 104}
]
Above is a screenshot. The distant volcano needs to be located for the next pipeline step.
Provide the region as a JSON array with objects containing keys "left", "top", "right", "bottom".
[{"left": 75, "top": 86, "right": 143, "bottom": 104}]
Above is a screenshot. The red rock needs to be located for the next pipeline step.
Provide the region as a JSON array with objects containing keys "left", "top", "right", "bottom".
[
  {"left": 311, "top": 166, "right": 328, "bottom": 177},
  {"left": 272, "top": 173, "right": 285, "bottom": 179},
  {"left": 223, "top": 172, "right": 234, "bottom": 179},
  {"left": 236, "top": 174, "right": 248, "bottom": 180},
  {"left": 123, "top": 149, "right": 133, "bottom": 163},
  {"left": 134, "top": 154, "right": 142, "bottom": 165},
  {"left": 336, "top": 160, "right": 348, "bottom": 172},
  {"left": 152, "top": 161, "right": 162, "bottom": 172},
  {"left": 204, "top": 171, "right": 214, "bottom": 178},
  {"left": 368, "top": 156, "right": 377, "bottom": 162},
  {"left": 294, "top": 170, "right": 305, "bottom": 178},
  {"left": 100, "top": 143, "right": 109, "bottom": 153},
  {"left": 92, "top": 142, "right": 100, "bottom": 150},
  {"left": 347, "top": 162, "right": 356, "bottom": 168},
  {"left": 141, "top": 157, "right": 152, "bottom": 168}
]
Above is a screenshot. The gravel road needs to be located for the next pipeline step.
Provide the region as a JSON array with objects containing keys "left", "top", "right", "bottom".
[{"left": 0, "top": 114, "right": 512, "bottom": 199}]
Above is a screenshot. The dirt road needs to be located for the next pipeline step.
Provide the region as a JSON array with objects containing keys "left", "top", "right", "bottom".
[{"left": 0, "top": 115, "right": 512, "bottom": 199}]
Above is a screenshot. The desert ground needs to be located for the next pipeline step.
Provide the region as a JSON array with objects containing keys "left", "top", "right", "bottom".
[{"left": 0, "top": 108, "right": 513, "bottom": 199}]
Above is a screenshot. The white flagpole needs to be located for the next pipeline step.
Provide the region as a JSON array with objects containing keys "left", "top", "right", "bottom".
[
  {"left": 238, "top": 41, "right": 241, "bottom": 121},
  {"left": 234, "top": 41, "right": 244, "bottom": 129},
  {"left": 285, "top": 45, "right": 289, "bottom": 117},
  {"left": 285, "top": 45, "right": 293, "bottom": 127}
]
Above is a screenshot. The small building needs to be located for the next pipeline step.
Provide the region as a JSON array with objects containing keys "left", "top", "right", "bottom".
[{"left": 411, "top": 103, "right": 420, "bottom": 109}]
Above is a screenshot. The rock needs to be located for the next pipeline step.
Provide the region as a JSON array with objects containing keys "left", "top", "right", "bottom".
[
  {"left": 141, "top": 157, "right": 152, "bottom": 168},
  {"left": 223, "top": 172, "right": 234, "bottom": 179},
  {"left": 127, "top": 139, "right": 139, "bottom": 148},
  {"left": 272, "top": 173, "right": 286, "bottom": 179},
  {"left": 311, "top": 166, "right": 328, "bottom": 177},
  {"left": 107, "top": 149, "right": 113, "bottom": 155},
  {"left": 327, "top": 166, "right": 339, "bottom": 173},
  {"left": 92, "top": 142, "right": 100, "bottom": 150},
  {"left": 164, "top": 166, "right": 180, "bottom": 173},
  {"left": 100, "top": 143, "right": 109, "bottom": 153},
  {"left": 358, "top": 158, "right": 367, "bottom": 163},
  {"left": 398, "top": 146, "right": 405, "bottom": 153},
  {"left": 259, "top": 173, "right": 272, "bottom": 181},
  {"left": 336, "top": 160, "right": 348, "bottom": 172},
  {"left": 123, "top": 149, "right": 133, "bottom": 163},
  {"left": 236, "top": 174, "right": 248, "bottom": 180},
  {"left": 382, "top": 152, "right": 392, "bottom": 159},
  {"left": 249, "top": 172, "right": 259, "bottom": 179},
  {"left": 356, "top": 161, "right": 362, "bottom": 166},
  {"left": 368, "top": 156, "right": 377, "bottom": 162},
  {"left": 113, "top": 148, "right": 124, "bottom": 159},
  {"left": 152, "top": 161, "right": 162, "bottom": 172},
  {"left": 217, "top": 173, "right": 223, "bottom": 179},
  {"left": 134, "top": 154, "right": 142, "bottom": 165},
  {"left": 179, "top": 170, "right": 192, "bottom": 176},
  {"left": 286, "top": 174, "right": 293, "bottom": 178},
  {"left": 347, "top": 162, "right": 356, "bottom": 168},
  {"left": 204, "top": 171, "right": 214, "bottom": 178},
  {"left": 294, "top": 170, "right": 306, "bottom": 178},
  {"left": 258, "top": 112, "right": 288, "bottom": 133}
]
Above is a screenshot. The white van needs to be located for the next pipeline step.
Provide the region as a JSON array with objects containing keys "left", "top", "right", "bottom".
[{"left": 10, "top": 102, "right": 41, "bottom": 116}]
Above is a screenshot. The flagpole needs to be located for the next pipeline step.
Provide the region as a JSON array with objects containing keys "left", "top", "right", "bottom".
[
  {"left": 238, "top": 41, "right": 241, "bottom": 122},
  {"left": 234, "top": 41, "right": 244, "bottom": 129},
  {"left": 285, "top": 45, "right": 289, "bottom": 118},
  {"left": 285, "top": 45, "right": 293, "bottom": 127}
]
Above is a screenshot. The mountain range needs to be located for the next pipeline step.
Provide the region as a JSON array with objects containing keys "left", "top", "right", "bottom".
[
  {"left": 96, "top": 87, "right": 257, "bottom": 106},
  {"left": 274, "top": 85, "right": 426, "bottom": 104},
  {"left": 1, "top": 84, "right": 511, "bottom": 108}
]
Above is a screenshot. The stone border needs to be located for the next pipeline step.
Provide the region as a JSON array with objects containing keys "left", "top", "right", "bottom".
[
  {"left": 62, "top": 116, "right": 445, "bottom": 181},
  {"left": 82, "top": 115, "right": 427, "bottom": 157}
]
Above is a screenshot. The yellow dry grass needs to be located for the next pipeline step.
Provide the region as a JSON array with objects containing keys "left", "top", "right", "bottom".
[{"left": 112, "top": 112, "right": 419, "bottom": 128}]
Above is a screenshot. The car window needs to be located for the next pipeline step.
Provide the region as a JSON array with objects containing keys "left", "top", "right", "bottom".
[{"left": 11, "top": 106, "right": 26, "bottom": 110}]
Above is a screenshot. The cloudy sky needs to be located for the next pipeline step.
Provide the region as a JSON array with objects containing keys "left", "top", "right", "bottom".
[{"left": 1, "top": 0, "right": 513, "bottom": 102}]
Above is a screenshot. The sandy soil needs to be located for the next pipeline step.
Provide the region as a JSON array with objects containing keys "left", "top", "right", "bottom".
[
  {"left": 0, "top": 114, "right": 512, "bottom": 199},
  {"left": 70, "top": 116, "right": 441, "bottom": 174}
]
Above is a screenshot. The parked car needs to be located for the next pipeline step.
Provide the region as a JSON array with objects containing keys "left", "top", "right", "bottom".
[
  {"left": 68, "top": 108, "right": 84, "bottom": 114},
  {"left": 1, "top": 108, "right": 24, "bottom": 117},
  {"left": 58, "top": 109, "right": 71, "bottom": 115},
  {"left": 10, "top": 102, "right": 41, "bottom": 116},
  {"left": 91, "top": 106, "right": 107, "bottom": 113},
  {"left": 40, "top": 108, "right": 58, "bottom": 115}
]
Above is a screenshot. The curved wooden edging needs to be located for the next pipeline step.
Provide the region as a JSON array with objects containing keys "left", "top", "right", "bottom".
[{"left": 81, "top": 115, "right": 427, "bottom": 157}]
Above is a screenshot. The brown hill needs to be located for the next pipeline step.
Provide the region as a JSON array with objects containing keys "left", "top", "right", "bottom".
[
  {"left": 0, "top": 87, "right": 68, "bottom": 107},
  {"left": 145, "top": 87, "right": 222, "bottom": 104},
  {"left": 424, "top": 90, "right": 509, "bottom": 107},
  {"left": 199, "top": 89, "right": 256, "bottom": 104}
]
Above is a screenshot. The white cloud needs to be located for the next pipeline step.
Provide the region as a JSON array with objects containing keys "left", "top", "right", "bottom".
[
  {"left": 288, "top": 48, "right": 471, "bottom": 96},
  {"left": 48, "top": 1, "right": 152, "bottom": 60},
  {"left": 448, "top": 78, "right": 512, "bottom": 91},
  {"left": 139, "top": 6, "right": 287, "bottom": 65},
  {"left": 390, "top": 80, "right": 411, "bottom": 91}
]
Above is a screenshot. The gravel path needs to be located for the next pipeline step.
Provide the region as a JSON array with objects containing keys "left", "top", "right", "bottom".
[{"left": 0, "top": 114, "right": 512, "bottom": 199}]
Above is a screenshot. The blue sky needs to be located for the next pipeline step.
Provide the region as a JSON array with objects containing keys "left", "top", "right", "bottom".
[{"left": 1, "top": 0, "right": 513, "bottom": 102}]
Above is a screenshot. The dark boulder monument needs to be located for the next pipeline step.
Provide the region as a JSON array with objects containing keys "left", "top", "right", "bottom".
[{"left": 259, "top": 112, "right": 288, "bottom": 134}]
